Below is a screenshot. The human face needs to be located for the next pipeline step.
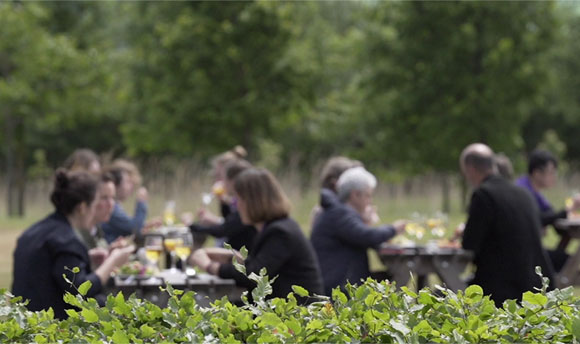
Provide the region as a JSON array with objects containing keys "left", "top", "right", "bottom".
[
  {"left": 93, "top": 181, "right": 116, "bottom": 225},
  {"left": 350, "top": 187, "right": 373, "bottom": 216},
  {"left": 533, "top": 162, "right": 558, "bottom": 189},
  {"left": 117, "top": 171, "right": 134, "bottom": 201}
]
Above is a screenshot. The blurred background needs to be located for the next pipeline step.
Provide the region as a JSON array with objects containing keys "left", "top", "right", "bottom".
[{"left": 1, "top": 1, "right": 580, "bottom": 288}]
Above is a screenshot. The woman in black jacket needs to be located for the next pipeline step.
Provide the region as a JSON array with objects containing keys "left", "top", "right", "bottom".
[
  {"left": 12, "top": 170, "right": 133, "bottom": 319},
  {"left": 190, "top": 168, "right": 323, "bottom": 301}
]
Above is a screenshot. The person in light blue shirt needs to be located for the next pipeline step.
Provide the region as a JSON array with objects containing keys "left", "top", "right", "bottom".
[{"left": 101, "top": 159, "right": 148, "bottom": 243}]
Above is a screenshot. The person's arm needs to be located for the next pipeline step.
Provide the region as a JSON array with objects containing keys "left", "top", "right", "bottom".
[
  {"left": 53, "top": 252, "right": 104, "bottom": 298},
  {"left": 103, "top": 202, "right": 147, "bottom": 239},
  {"left": 541, "top": 208, "right": 568, "bottom": 227},
  {"left": 218, "top": 229, "right": 293, "bottom": 288},
  {"left": 332, "top": 208, "right": 397, "bottom": 249},
  {"left": 189, "top": 212, "right": 241, "bottom": 238},
  {"left": 462, "top": 189, "right": 494, "bottom": 255}
]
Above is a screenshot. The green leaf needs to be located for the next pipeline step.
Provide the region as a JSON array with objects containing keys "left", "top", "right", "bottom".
[
  {"left": 306, "top": 319, "right": 323, "bottom": 330},
  {"left": 286, "top": 319, "right": 301, "bottom": 335},
  {"left": 332, "top": 289, "right": 348, "bottom": 304},
  {"left": 522, "top": 292, "right": 547, "bottom": 306},
  {"left": 81, "top": 308, "right": 99, "bottom": 323},
  {"left": 63, "top": 293, "right": 81, "bottom": 307},
  {"left": 140, "top": 324, "right": 156, "bottom": 338},
  {"left": 400, "top": 286, "right": 417, "bottom": 298},
  {"left": 465, "top": 285, "right": 483, "bottom": 298},
  {"left": 413, "top": 320, "right": 432, "bottom": 335},
  {"left": 72, "top": 267, "right": 80, "bottom": 274},
  {"left": 78, "top": 280, "right": 92, "bottom": 296},
  {"left": 572, "top": 317, "right": 580, "bottom": 339},
  {"left": 111, "top": 330, "right": 129, "bottom": 344},
  {"left": 292, "top": 285, "right": 309, "bottom": 297},
  {"left": 34, "top": 335, "right": 47, "bottom": 343}
]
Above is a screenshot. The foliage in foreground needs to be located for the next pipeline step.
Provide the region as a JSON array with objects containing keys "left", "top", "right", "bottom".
[{"left": 3, "top": 268, "right": 580, "bottom": 344}]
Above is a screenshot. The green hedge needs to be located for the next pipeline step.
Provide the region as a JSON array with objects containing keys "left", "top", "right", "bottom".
[{"left": 2, "top": 268, "right": 580, "bottom": 343}]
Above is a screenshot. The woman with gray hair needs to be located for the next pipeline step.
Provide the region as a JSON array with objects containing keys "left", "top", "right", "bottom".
[{"left": 311, "top": 166, "right": 406, "bottom": 296}]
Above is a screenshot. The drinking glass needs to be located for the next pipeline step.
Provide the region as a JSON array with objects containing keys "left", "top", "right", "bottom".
[
  {"left": 175, "top": 232, "right": 194, "bottom": 272},
  {"left": 164, "top": 232, "right": 184, "bottom": 271},
  {"left": 144, "top": 236, "right": 163, "bottom": 269}
]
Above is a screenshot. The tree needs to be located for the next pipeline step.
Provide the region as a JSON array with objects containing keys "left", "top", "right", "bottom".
[{"left": 363, "top": 1, "right": 557, "bottom": 210}]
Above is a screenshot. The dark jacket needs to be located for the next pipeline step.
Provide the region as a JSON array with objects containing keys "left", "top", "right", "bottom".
[
  {"left": 218, "top": 217, "right": 323, "bottom": 301},
  {"left": 12, "top": 213, "right": 104, "bottom": 319},
  {"left": 190, "top": 211, "right": 257, "bottom": 252},
  {"left": 463, "top": 175, "right": 555, "bottom": 306},
  {"left": 311, "top": 189, "right": 397, "bottom": 296}
]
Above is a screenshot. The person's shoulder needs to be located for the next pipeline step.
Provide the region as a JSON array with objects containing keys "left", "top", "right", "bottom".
[
  {"left": 320, "top": 188, "right": 341, "bottom": 209},
  {"left": 265, "top": 217, "right": 303, "bottom": 237}
]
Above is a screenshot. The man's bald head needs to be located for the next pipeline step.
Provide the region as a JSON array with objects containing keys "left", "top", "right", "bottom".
[{"left": 461, "top": 143, "right": 495, "bottom": 173}]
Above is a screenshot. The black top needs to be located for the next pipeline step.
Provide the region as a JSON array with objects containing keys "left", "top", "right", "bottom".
[
  {"left": 218, "top": 217, "right": 323, "bottom": 301},
  {"left": 190, "top": 211, "right": 257, "bottom": 252},
  {"left": 463, "top": 175, "right": 555, "bottom": 306},
  {"left": 12, "top": 212, "right": 105, "bottom": 319},
  {"left": 310, "top": 189, "right": 396, "bottom": 296}
]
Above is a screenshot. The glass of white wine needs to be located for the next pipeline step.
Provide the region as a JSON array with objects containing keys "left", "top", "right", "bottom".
[
  {"left": 175, "top": 232, "right": 193, "bottom": 273},
  {"left": 144, "top": 236, "right": 163, "bottom": 270},
  {"left": 164, "top": 232, "right": 184, "bottom": 271}
]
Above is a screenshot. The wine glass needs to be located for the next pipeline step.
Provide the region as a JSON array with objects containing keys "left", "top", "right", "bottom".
[
  {"left": 144, "top": 236, "right": 163, "bottom": 270},
  {"left": 175, "top": 232, "right": 193, "bottom": 273},
  {"left": 164, "top": 232, "right": 184, "bottom": 271}
]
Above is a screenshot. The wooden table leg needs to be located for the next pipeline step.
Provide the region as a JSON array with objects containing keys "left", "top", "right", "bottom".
[{"left": 432, "top": 256, "right": 468, "bottom": 291}]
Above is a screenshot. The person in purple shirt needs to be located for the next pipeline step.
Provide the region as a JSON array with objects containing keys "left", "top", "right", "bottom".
[{"left": 516, "top": 149, "right": 580, "bottom": 271}]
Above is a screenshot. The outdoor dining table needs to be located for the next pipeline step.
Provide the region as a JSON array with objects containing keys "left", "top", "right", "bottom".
[
  {"left": 553, "top": 218, "right": 580, "bottom": 288},
  {"left": 111, "top": 270, "right": 245, "bottom": 307},
  {"left": 377, "top": 243, "right": 473, "bottom": 291}
]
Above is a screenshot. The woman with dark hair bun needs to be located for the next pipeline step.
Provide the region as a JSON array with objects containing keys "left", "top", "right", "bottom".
[{"left": 12, "top": 169, "right": 134, "bottom": 319}]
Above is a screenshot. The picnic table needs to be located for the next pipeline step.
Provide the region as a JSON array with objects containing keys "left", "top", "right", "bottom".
[
  {"left": 112, "top": 270, "right": 244, "bottom": 307},
  {"left": 377, "top": 243, "right": 473, "bottom": 291},
  {"left": 553, "top": 218, "right": 580, "bottom": 288}
]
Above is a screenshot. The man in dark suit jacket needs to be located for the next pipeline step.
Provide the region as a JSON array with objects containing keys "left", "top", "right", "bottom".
[{"left": 460, "top": 143, "right": 555, "bottom": 306}]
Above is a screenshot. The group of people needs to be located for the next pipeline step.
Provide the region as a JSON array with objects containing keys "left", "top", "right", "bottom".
[{"left": 11, "top": 143, "right": 580, "bottom": 317}]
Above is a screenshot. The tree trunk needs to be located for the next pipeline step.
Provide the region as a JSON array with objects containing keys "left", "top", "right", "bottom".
[
  {"left": 440, "top": 173, "right": 450, "bottom": 214},
  {"left": 4, "top": 113, "right": 26, "bottom": 217}
]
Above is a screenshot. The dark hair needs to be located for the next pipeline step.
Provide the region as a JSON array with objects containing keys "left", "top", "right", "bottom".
[
  {"left": 320, "top": 156, "right": 363, "bottom": 191},
  {"left": 463, "top": 152, "right": 494, "bottom": 172},
  {"left": 494, "top": 153, "right": 514, "bottom": 180},
  {"left": 528, "top": 150, "right": 558, "bottom": 174},
  {"left": 234, "top": 168, "right": 290, "bottom": 224},
  {"left": 50, "top": 169, "right": 99, "bottom": 215},
  {"left": 101, "top": 171, "right": 115, "bottom": 184},
  {"left": 211, "top": 146, "right": 248, "bottom": 171},
  {"left": 225, "top": 159, "right": 252, "bottom": 181},
  {"left": 62, "top": 149, "right": 100, "bottom": 172}
]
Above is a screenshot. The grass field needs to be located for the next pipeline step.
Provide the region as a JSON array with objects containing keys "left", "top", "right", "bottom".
[{"left": 0, "top": 173, "right": 575, "bottom": 290}]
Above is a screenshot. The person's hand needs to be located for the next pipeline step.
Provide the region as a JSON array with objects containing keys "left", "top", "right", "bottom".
[
  {"left": 451, "top": 223, "right": 465, "bottom": 242},
  {"left": 109, "top": 235, "right": 133, "bottom": 251},
  {"left": 205, "top": 247, "right": 237, "bottom": 264},
  {"left": 180, "top": 212, "right": 194, "bottom": 226},
  {"left": 136, "top": 187, "right": 148, "bottom": 202},
  {"left": 197, "top": 208, "right": 223, "bottom": 226},
  {"left": 189, "top": 249, "right": 211, "bottom": 270},
  {"left": 142, "top": 217, "right": 163, "bottom": 233},
  {"left": 392, "top": 220, "right": 408, "bottom": 234},
  {"left": 108, "top": 245, "right": 135, "bottom": 268},
  {"left": 88, "top": 247, "right": 108, "bottom": 268},
  {"left": 362, "top": 205, "right": 380, "bottom": 225}
]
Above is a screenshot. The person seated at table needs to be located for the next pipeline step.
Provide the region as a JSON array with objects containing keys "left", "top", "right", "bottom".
[
  {"left": 309, "top": 156, "right": 363, "bottom": 228},
  {"left": 515, "top": 149, "right": 580, "bottom": 271},
  {"left": 101, "top": 159, "right": 149, "bottom": 243},
  {"left": 187, "top": 159, "right": 258, "bottom": 252},
  {"left": 494, "top": 153, "right": 514, "bottom": 181},
  {"left": 62, "top": 148, "right": 101, "bottom": 173},
  {"left": 12, "top": 169, "right": 134, "bottom": 319},
  {"left": 198, "top": 146, "right": 248, "bottom": 225},
  {"left": 189, "top": 168, "right": 323, "bottom": 302},
  {"left": 77, "top": 172, "right": 122, "bottom": 252},
  {"left": 460, "top": 143, "right": 555, "bottom": 306},
  {"left": 310, "top": 166, "right": 406, "bottom": 296}
]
